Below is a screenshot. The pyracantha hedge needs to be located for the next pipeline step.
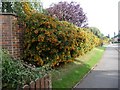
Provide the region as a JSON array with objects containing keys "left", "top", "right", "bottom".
[{"left": 22, "top": 12, "right": 101, "bottom": 67}]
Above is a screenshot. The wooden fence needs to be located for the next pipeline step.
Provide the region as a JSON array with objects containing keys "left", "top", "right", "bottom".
[{"left": 22, "top": 74, "right": 51, "bottom": 90}]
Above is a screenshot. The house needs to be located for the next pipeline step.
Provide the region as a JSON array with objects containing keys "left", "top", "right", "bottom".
[{"left": 112, "top": 34, "right": 120, "bottom": 43}]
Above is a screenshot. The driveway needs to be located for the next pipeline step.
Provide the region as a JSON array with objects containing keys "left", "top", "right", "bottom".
[{"left": 74, "top": 44, "right": 119, "bottom": 88}]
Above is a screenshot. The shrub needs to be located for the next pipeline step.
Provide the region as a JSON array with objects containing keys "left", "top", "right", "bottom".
[
  {"left": 23, "top": 13, "right": 77, "bottom": 67},
  {"left": 1, "top": 49, "right": 42, "bottom": 89},
  {"left": 22, "top": 12, "right": 101, "bottom": 67}
]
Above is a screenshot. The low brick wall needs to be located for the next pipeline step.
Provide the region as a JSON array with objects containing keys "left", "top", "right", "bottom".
[{"left": 0, "top": 13, "right": 24, "bottom": 59}]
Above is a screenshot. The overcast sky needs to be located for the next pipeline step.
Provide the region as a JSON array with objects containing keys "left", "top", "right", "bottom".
[{"left": 41, "top": 0, "right": 119, "bottom": 37}]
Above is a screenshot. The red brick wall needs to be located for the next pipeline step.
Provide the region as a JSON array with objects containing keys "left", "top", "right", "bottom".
[{"left": 0, "top": 13, "right": 24, "bottom": 59}]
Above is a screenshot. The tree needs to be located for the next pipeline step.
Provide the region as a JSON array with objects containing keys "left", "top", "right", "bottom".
[
  {"left": 30, "top": 1, "right": 43, "bottom": 13},
  {"left": 46, "top": 1, "right": 88, "bottom": 27},
  {"left": 89, "top": 27, "right": 104, "bottom": 39},
  {"left": 1, "top": 0, "right": 43, "bottom": 14},
  {"left": 114, "top": 32, "right": 116, "bottom": 38},
  {"left": 107, "top": 34, "right": 110, "bottom": 38},
  {"left": 2, "top": 2, "right": 13, "bottom": 13}
]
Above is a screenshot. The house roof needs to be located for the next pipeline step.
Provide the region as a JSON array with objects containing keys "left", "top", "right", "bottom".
[{"left": 114, "top": 34, "right": 120, "bottom": 38}]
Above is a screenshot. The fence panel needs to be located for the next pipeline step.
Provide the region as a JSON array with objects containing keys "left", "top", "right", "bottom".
[{"left": 22, "top": 75, "right": 51, "bottom": 90}]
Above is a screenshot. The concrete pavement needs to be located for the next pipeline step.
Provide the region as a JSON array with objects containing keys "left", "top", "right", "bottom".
[{"left": 74, "top": 44, "right": 119, "bottom": 88}]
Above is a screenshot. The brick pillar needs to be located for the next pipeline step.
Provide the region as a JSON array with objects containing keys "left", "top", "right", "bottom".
[{"left": 0, "top": 13, "right": 24, "bottom": 59}]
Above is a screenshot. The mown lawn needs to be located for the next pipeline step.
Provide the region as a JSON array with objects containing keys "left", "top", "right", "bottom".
[{"left": 51, "top": 46, "right": 105, "bottom": 88}]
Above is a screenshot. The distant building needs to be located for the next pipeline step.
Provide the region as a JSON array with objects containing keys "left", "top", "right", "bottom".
[{"left": 112, "top": 32, "right": 120, "bottom": 43}]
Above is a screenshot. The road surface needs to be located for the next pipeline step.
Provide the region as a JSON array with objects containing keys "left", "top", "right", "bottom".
[{"left": 74, "top": 44, "right": 119, "bottom": 89}]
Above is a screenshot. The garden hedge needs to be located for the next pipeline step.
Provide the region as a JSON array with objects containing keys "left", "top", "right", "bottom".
[{"left": 22, "top": 12, "right": 101, "bottom": 67}]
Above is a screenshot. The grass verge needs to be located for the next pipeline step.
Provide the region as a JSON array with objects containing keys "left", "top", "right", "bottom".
[{"left": 51, "top": 47, "right": 105, "bottom": 88}]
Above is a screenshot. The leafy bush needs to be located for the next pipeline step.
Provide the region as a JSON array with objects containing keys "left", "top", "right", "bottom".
[
  {"left": 1, "top": 49, "right": 42, "bottom": 89},
  {"left": 22, "top": 12, "right": 101, "bottom": 67}
]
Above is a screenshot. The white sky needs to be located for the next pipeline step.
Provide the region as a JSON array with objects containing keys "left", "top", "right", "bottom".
[{"left": 41, "top": 0, "right": 119, "bottom": 37}]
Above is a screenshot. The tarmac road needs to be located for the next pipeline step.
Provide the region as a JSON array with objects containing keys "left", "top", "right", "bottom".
[{"left": 74, "top": 44, "right": 119, "bottom": 89}]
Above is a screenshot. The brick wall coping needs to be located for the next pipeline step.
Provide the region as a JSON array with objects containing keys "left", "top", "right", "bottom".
[{"left": 0, "top": 13, "right": 17, "bottom": 16}]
